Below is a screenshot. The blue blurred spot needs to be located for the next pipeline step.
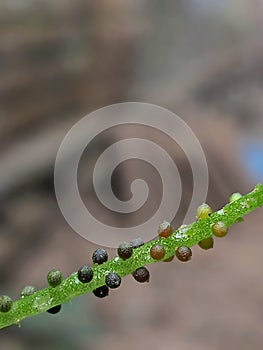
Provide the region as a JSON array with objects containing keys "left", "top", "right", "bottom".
[{"left": 241, "top": 138, "right": 263, "bottom": 182}]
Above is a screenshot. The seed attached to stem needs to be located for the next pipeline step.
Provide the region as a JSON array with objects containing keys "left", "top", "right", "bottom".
[
  {"left": 105, "top": 272, "right": 121, "bottom": 289},
  {"left": 198, "top": 237, "right": 214, "bottom": 250},
  {"left": 78, "top": 266, "right": 94, "bottom": 283},
  {"left": 0, "top": 295, "right": 13, "bottom": 313},
  {"left": 92, "top": 248, "right": 108, "bottom": 265},
  {"left": 150, "top": 244, "right": 166, "bottom": 260},
  {"left": 158, "top": 220, "right": 173, "bottom": 238},
  {"left": 118, "top": 242, "right": 133, "bottom": 260},
  {"left": 93, "top": 286, "right": 109, "bottom": 298},
  {"left": 130, "top": 237, "right": 144, "bottom": 249},
  {"left": 132, "top": 267, "right": 150, "bottom": 283},
  {"left": 175, "top": 246, "right": 192, "bottom": 262},
  {"left": 47, "top": 305, "right": 62, "bottom": 314},
  {"left": 196, "top": 203, "right": 212, "bottom": 219},
  {"left": 20, "top": 285, "right": 36, "bottom": 297},
  {"left": 212, "top": 221, "right": 228, "bottom": 237},
  {"left": 47, "top": 270, "right": 63, "bottom": 287},
  {"left": 229, "top": 192, "right": 242, "bottom": 202}
]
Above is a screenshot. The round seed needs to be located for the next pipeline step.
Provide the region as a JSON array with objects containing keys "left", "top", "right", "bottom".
[
  {"left": 118, "top": 242, "right": 133, "bottom": 260},
  {"left": 158, "top": 220, "right": 173, "bottom": 238},
  {"left": 150, "top": 244, "right": 166, "bottom": 260},
  {"left": 47, "top": 270, "right": 63, "bottom": 287},
  {"left": 0, "top": 295, "right": 13, "bottom": 313},
  {"left": 92, "top": 248, "right": 108, "bottom": 265},
  {"left": 20, "top": 285, "right": 36, "bottom": 297},
  {"left": 198, "top": 237, "right": 214, "bottom": 250},
  {"left": 132, "top": 267, "right": 150, "bottom": 283},
  {"left": 78, "top": 265, "right": 94, "bottom": 283},
  {"left": 175, "top": 246, "right": 192, "bottom": 262},
  {"left": 196, "top": 203, "right": 212, "bottom": 219},
  {"left": 212, "top": 221, "right": 228, "bottom": 237},
  {"left": 105, "top": 272, "right": 121, "bottom": 289},
  {"left": 93, "top": 285, "right": 109, "bottom": 298},
  {"left": 47, "top": 304, "right": 62, "bottom": 314},
  {"left": 229, "top": 192, "right": 242, "bottom": 202}
]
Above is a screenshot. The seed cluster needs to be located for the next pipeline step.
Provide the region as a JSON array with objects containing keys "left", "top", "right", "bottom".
[{"left": 0, "top": 195, "right": 239, "bottom": 321}]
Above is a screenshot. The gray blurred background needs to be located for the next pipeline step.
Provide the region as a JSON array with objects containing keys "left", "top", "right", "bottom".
[{"left": 0, "top": 1, "right": 263, "bottom": 349}]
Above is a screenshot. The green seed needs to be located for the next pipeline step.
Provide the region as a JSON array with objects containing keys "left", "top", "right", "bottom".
[
  {"left": 212, "top": 221, "right": 228, "bottom": 237},
  {"left": 47, "top": 270, "right": 63, "bottom": 287},
  {"left": 0, "top": 295, "right": 13, "bottom": 313},
  {"left": 229, "top": 192, "right": 242, "bottom": 202},
  {"left": 21, "top": 285, "right": 36, "bottom": 297},
  {"left": 198, "top": 237, "right": 214, "bottom": 250},
  {"left": 196, "top": 203, "right": 212, "bottom": 219}
]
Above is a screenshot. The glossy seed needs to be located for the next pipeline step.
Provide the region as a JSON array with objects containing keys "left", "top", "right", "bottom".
[
  {"left": 105, "top": 272, "right": 121, "bottom": 289},
  {"left": 92, "top": 248, "right": 108, "bottom": 265},
  {"left": 150, "top": 244, "right": 166, "bottom": 260},
  {"left": 93, "top": 285, "right": 109, "bottom": 298},
  {"left": 47, "top": 304, "right": 62, "bottom": 314},
  {"left": 198, "top": 236, "right": 214, "bottom": 250},
  {"left": 130, "top": 237, "right": 144, "bottom": 249},
  {"left": 118, "top": 242, "right": 133, "bottom": 260},
  {"left": 20, "top": 285, "right": 36, "bottom": 297},
  {"left": 158, "top": 220, "right": 173, "bottom": 238},
  {"left": 196, "top": 203, "right": 212, "bottom": 219},
  {"left": 47, "top": 270, "right": 63, "bottom": 287},
  {"left": 212, "top": 221, "right": 228, "bottom": 237},
  {"left": 175, "top": 246, "right": 192, "bottom": 262},
  {"left": 229, "top": 192, "right": 242, "bottom": 202},
  {"left": 132, "top": 267, "right": 150, "bottom": 283},
  {"left": 0, "top": 295, "right": 13, "bottom": 313},
  {"left": 78, "top": 265, "right": 94, "bottom": 283}
]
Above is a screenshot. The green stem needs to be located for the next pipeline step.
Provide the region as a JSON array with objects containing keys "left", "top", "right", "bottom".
[{"left": 1, "top": 184, "right": 262, "bottom": 330}]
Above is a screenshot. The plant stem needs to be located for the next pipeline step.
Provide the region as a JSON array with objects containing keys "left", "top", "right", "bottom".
[{"left": 0, "top": 184, "right": 262, "bottom": 330}]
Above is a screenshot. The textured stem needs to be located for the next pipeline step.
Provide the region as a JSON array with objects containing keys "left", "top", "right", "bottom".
[{"left": 0, "top": 184, "right": 262, "bottom": 330}]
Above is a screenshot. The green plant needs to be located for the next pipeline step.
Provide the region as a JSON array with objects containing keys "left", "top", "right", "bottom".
[{"left": 0, "top": 184, "right": 262, "bottom": 330}]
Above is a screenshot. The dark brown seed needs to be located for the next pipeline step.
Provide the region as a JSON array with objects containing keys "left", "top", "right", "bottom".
[
  {"left": 132, "top": 267, "right": 150, "bottom": 283},
  {"left": 158, "top": 220, "right": 173, "bottom": 238},
  {"left": 198, "top": 237, "right": 214, "bottom": 250},
  {"left": 212, "top": 222, "right": 228, "bottom": 237},
  {"left": 175, "top": 246, "right": 192, "bottom": 262},
  {"left": 105, "top": 272, "right": 121, "bottom": 289},
  {"left": 150, "top": 244, "right": 166, "bottom": 260},
  {"left": 78, "top": 266, "right": 94, "bottom": 283},
  {"left": 93, "top": 286, "right": 109, "bottom": 298},
  {"left": 117, "top": 242, "right": 133, "bottom": 260},
  {"left": 92, "top": 248, "right": 108, "bottom": 264},
  {"left": 47, "top": 304, "right": 62, "bottom": 314}
]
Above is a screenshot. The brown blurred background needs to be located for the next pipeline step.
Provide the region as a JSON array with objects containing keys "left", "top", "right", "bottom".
[{"left": 0, "top": 1, "right": 263, "bottom": 349}]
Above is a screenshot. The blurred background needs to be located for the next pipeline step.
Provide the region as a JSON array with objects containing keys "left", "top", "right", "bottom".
[{"left": 0, "top": 0, "right": 263, "bottom": 349}]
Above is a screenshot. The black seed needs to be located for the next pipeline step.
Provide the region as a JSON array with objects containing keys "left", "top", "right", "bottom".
[
  {"left": 20, "top": 285, "right": 36, "bottom": 297},
  {"left": 47, "top": 304, "right": 62, "bottom": 314},
  {"left": 105, "top": 272, "right": 121, "bottom": 289},
  {"left": 130, "top": 237, "right": 144, "bottom": 249},
  {"left": 93, "top": 285, "right": 109, "bottom": 298},
  {"left": 47, "top": 270, "right": 63, "bottom": 287},
  {"left": 175, "top": 246, "right": 192, "bottom": 262},
  {"left": 0, "top": 295, "right": 13, "bottom": 313},
  {"left": 132, "top": 267, "right": 150, "bottom": 283},
  {"left": 118, "top": 242, "right": 133, "bottom": 260},
  {"left": 78, "top": 266, "right": 94, "bottom": 283},
  {"left": 92, "top": 248, "right": 108, "bottom": 264}
]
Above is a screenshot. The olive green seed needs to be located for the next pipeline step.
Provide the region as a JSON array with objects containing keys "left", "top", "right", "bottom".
[
  {"left": 0, "top": 295, "right": 13, "bottom": 313},
  {"left": 47, "top": 269, "right": 63, "bottom": 287}
]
